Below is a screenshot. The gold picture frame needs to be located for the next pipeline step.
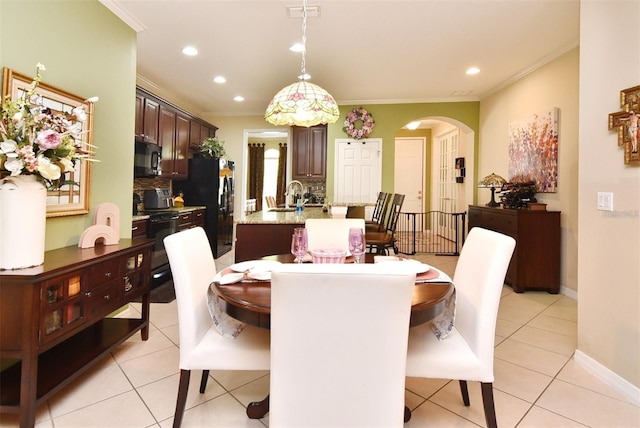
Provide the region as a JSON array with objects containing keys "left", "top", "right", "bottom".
[
  {"left": 2, "top": 67, "right": 93, "bottom": 217},
  {"left": 608, "top": 85, "right": 640, "bottom": 165}
]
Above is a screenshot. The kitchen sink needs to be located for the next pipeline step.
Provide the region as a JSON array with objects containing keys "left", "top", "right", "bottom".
[{"left": 268, "top": 207, "right": 297, "bottom": 212}]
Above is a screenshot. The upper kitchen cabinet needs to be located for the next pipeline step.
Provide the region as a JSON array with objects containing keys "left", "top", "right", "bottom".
[
  {"left": 189, "top": 119, "right": 217, "bottom": 150},
  {"left": 292, "top": 125, "right": 327, "bottom": 180},
  {"left": 135, "top": 92, "right": 160, "bottom": 144},
  {"left": 159, "top": 107, "right": 189, "bottom": 179},
  {"left": 135, "top": 87, "right": 218, "bottom": 179}
]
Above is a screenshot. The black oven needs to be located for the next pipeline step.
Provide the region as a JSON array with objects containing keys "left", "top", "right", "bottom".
[{"left": 145, "top": 211, "right": 179, "bottom": 288}]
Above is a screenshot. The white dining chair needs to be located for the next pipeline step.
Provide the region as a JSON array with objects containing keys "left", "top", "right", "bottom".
[
  {"left": 269, "top": 263, "right": 416, "bottom": 428},
  {"left": 405, "top": 227, "right": 515, "bottom": 428},
  {"left": 304, "top": 218, "right": 365, "bottom": 253},
  {"left": 164, "top": 227, "right": 270, "bottom": 427}
]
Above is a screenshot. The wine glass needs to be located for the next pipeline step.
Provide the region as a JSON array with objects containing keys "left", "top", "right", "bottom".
[
  {"left": 348, "top": 227, "right": 366, "bottom": 263},
  {"left": 291, "top": 227, "right": 308, "bottom": 263}
]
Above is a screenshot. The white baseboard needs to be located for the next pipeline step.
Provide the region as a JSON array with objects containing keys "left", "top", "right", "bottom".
[
  {"left": 574, "top": 350, "right": 640, "bottom": 406},
  {"left": 560, "top": 285, "right": 578, "bottom": 300}
]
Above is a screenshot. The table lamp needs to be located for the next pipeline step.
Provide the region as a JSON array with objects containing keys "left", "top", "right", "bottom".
[{"left": 478, "top": 173, "right": 507, "bottom": 207}]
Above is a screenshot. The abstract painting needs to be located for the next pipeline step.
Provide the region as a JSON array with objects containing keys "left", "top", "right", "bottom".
[{"left": 508, "top": 108, "right": 559, "bottom": 192}]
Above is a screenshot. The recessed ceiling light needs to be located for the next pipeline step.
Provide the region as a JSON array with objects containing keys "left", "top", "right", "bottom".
[
  {"left": 406, "top": 121, "right": 420, "bottom": 130},
  {"left": 290, "top": 43, "right": 305, "bottom": 53},
  {"left": 213, "top": 76, "right": 226, "bottom": 84},
  {"left": 234, "top": 96, "right": 245, "bottom": 102},
  {"left": 466, "top": 67, "right": 480, "bottom": 75},
  {"left": 182, "top": 46, "right": 198, "bottom": 56}
]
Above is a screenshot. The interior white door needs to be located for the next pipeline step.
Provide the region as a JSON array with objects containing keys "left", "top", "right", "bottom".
[
  {"left": 436, "top": 130, "right": 459, "bottom": 239},
  {"left": 334, "top": 139, "right": 382, "bottom": 208},
  {"left": 394, "top": 137, "right": 425, "bottom": 214}
]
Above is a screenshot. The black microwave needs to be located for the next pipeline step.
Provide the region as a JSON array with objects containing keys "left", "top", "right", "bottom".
[{"left": 134, "top": 141, "right": 161, "bottom": 177}]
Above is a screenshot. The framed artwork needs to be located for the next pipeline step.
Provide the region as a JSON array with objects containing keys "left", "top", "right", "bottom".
[
  {"left": 608, "top": 85, "right": 640, "bottom": 164},
  {"left": 508, "top": 107, "right": 559, "bottom": 192},
  {"left": 2, "top": 68, "right": 93, "bottom": 217}
]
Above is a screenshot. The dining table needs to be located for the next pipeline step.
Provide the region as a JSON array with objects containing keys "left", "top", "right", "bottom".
[{"left": 209, "top": 253, "right": 455, "bottom": 421}]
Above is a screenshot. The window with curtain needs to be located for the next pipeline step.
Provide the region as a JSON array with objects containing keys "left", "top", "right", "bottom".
[{"left": 248, "top": 143, "right": 265, "bottom": 211}]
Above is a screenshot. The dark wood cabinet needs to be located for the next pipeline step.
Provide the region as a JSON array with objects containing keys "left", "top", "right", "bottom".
[
  {"left": 236, "top": 223, "right": 301, "bottom": 262},
  {"left": 135, "top": 94, "right": 159, "bottom": 145},
  {"left": 292, "top": 125, "right": 327, "bottom": 180},
  {"left": 131, "top": 219, "right": 148, "bottom": 238},
  {"left": 135, "top": 87, "right": 217, "bottom": 174},
  {"left": 0, "top": 239, "right": 153, "bottom": 427},
  {"left": 468, "top": 205, "right": 560, "bottom": 293},
  {"left": 176, "top": 209, "right": 206, "bottom": 230}
]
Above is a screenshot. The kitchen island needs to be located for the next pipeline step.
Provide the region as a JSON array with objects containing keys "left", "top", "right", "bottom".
[{"left": 235, "top": 207, "right": 330, "bottom": 262}]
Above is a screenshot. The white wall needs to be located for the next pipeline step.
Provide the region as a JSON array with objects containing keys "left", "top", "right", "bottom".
[
  {"left": 479, "top": 48, "right": 580, "bottom": 294},
  {"left": 577, "top": 0, "right": 640, "bottom": 391}
]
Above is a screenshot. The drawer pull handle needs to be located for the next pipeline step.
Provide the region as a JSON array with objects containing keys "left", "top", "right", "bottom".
[
  {"left": 104, "top": 294, "right": 111, "bottom": 301},
  {"left": 85, "top": 291, "right": 93, "bottom": 297},
  {"left": 132, "top": 226, "right": 139, "bottom": 231},
  {"left": 104, "top": 272, "right": 112, "bottom": 278}
]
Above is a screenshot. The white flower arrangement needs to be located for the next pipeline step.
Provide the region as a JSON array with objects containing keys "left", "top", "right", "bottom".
[
  {"left": 343, "top": 107, "right": 375, "bottom": 139},
  {"left": 0, "top": 63, "right": 98, "bottom": 188}
]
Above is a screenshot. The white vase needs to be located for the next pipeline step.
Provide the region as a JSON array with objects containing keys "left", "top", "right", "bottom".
[{"left": 0, "top": 175, "right": 47, "bottom": 269}]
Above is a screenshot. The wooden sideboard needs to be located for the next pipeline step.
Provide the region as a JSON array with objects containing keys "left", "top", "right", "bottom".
[
  {"left": 468, "top": 205, "right": 560, "bottom": 293},
  {"left": 0, "top": 239, "right": 153, "bottom": 427}
]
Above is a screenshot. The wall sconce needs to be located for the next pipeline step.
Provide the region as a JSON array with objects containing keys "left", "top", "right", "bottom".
[{"left": 478, "top": 173, "right": 507, "bottom": 207}]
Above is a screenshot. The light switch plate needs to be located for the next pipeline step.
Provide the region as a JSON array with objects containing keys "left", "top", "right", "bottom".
[{"left": 597, "top": 192, "right": 613, "bottom": 211}]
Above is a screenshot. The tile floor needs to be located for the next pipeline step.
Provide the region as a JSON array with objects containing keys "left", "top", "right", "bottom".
[{"left": 2, "top": 251, "right": 639, "bottom": 427}]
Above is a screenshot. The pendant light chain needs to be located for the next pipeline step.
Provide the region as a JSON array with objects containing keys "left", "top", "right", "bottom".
[{"left": 300, "top": 0, "right": 307, "bottom": 79}]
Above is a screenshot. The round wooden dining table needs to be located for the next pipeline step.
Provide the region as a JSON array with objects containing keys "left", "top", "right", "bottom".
[{"left": 210, "top": 253, "right": 454, "bottom": 421}]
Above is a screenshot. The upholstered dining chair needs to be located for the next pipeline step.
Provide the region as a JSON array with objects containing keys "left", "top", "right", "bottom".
[
  {"left": 365, "top": 191, "right": 391, "bottom": 232},
  {"left": 405, "top": 227, "right": 516, "bottom": 428},
  {"left": 365, "top": 193, "right": 405, "bottom": 254},
  {"left": 304, "top": 218, "right": 366, "bottom": 253},
  {"left": 269, "top": 263, "right": 416, "bottom": 428},
  {"left": 164, "top": 227, "right": 270, "bottom": 427}
]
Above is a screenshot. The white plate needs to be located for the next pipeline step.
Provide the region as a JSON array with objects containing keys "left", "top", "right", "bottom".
[
  {"left": 375, "top": 258, "right": 430, "bottom": 274},
  {"left": 230, "top": 260, "right": 282, "bottom": 273}
]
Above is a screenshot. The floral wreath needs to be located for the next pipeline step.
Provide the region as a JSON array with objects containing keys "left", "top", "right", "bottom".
[{"left": 343, "top": 107, "right": 374, "bottom": 139}]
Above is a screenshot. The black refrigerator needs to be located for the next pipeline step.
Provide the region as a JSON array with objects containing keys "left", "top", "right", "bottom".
[{"left": 174, "top": 158, "right": 234, "bottom": 258}]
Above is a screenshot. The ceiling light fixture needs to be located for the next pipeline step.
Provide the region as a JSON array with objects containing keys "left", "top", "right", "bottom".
[
  {"left": 234, "top": 96, "right": 245, "bottom": 102},
  {"left": 406, "top": 121, "right": 420, "bottom": 130},
  {"left": 466, "top": 67, "right": 480, "bottom": 75},
  {"left": 182, "top": 46, "right": 198, "bottom": 56},
  {"left": 264, "top": 0, "right": 339, "bottom": 127},
  {"left": 213, "top": 76, "right": 226, "bottom": 84}
]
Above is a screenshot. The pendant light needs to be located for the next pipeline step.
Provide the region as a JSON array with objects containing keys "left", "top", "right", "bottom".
[{"left": 264, "top": 0, "right": 339, "bottom": 127}]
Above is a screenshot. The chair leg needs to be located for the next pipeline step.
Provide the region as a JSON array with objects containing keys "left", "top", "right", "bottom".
[
  {"left": 459, "top": 380, "right": 470, "bottom": 406},
  {"left": 199, "top": 370, "right": 210, "bottom": 393},
  {"left": 480, "top": 382, "right": 497, "bottom": 428},
  {"left": 173, "top": 369, "right": 191, "bottom": 428}
]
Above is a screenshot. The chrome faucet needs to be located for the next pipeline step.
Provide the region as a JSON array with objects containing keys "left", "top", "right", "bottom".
[{"left": 285, "top": 180, "right": 304, "bottom": 208}]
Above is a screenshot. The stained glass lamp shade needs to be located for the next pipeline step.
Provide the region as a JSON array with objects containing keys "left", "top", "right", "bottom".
[{"left": 478, "top": 173, "right": 507, "bottom": 207}]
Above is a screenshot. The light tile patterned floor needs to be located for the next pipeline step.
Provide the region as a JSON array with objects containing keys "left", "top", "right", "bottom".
[{"left": 2, "top": 252, "right": 638, "bottom": 427}]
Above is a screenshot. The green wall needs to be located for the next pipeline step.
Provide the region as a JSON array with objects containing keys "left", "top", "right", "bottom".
[
  {"left": 325, "top": 102, "right": 479, "bottom": 200},
  {"left": 1, "top": 0, "right": 137, "bottom": 250}
]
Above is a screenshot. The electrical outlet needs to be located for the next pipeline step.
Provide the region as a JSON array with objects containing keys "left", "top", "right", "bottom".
[{"left": 597, "top": 192, "right": 613, "bottom": 211}]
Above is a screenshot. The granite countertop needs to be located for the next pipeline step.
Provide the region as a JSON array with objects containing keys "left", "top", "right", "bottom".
[
  {"left": 132, "top": 206, "right": 206, "bottom": 222},
  {"left": 330, "top": 202, "right": 376, "bottom": 207},
  {"left": 237, "top": 207, "right": 331, "bottom": 224}
]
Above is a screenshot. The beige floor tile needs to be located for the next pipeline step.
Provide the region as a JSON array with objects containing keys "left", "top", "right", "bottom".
[
  {"left": 495, "top": 338, "right": 571, "bottom": 377},
  {"left": 211, "top": 370, "right": 270, "bottom": 392},
  {"left": 149, "top": 301, "right": 179, "bottom": 329},
  {"left": 405, "top": 376, "right": 450, "bottom": 400},
  {"left": 536, "top": 379, "right": 640, "bottom": 427},
  {"left": 229, "top": 374, "right": 271, "bottom": 407},
  {"left": 542, "top": 295, "right": 578, "bottom": 322},
  {"left": 136, "top": 371, "right": 227, "bottom": 421},
  {"left": 493, "top": 358, "right": 553, "bottom": 403},
  {"left": 527, "top": 313, "right": 577, "bottom": 338},
  {"left": 429, "top": 380, "right": 532, "bottom": 427},
  {"left": 52, "top": 390, "right": 156, "bottom": 427},
  {"left": 111, "top": 325, "right": 174, "bottom": 363},
  {"left": 171, "top": 393, "right": 265, "bottom": 428},
  {"left": 496, "top": 317, "right": 524, "bottom": 338},
  {"left": 48, "top": 356, "right": 133, "bottom": 417},
  {"left": 406, "top": 399, "right": 478, "bottom": 427},
  {"left": 557, "top": 359, "right": 639, "bottom": 405},
  {"left": 509, "top": 325, "right": 577, "bottom": 357},
  {"left": 118, "top": 346, "right": 180, "bottom": 388},
  {"left": 497, "top": 301, "right": 545, "bottom": 325},
  {"left": 518, "top": 406, "right": 589, "bottom": 427},
  {"left": 160, "top": 323, "right": 180, "bottom": 346}
]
